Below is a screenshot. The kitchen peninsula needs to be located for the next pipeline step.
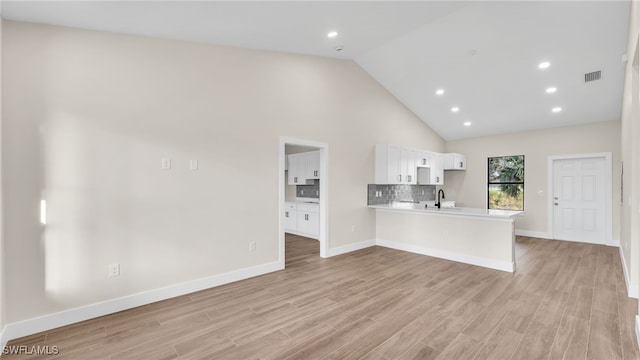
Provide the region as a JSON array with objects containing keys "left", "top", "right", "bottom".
[{"left": 369, "top": 203, "right": 521, "bottom": 272}]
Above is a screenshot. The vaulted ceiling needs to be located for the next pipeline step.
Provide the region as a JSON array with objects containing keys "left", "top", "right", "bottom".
[{"left": 1, "top": 1, "right": 630, "bottom": 140}]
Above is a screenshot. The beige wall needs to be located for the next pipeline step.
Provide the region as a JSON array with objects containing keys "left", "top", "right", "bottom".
[
  {"left": 2, "top": 21, "right": 444, "bottom": 324},
  {"left": 620, "top": 1, "right": 640, "bottom": 310},
  {"left": 444, "top": 121, "right": 621, "bottom": 241}
]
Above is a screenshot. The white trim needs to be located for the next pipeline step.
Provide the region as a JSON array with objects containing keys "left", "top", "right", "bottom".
[
  {"left": 636, "top": 315, "right": 640, "bottom": 352},
  {"left": 514, "top": 229, "right": 551, "bottom": 239},
  {"left": 0, "top": 326, "right": 7, "bottom": 353},
  {"left": 0, "top": 261, "right": 282, "bottom": 345},
  {"left": 279, "top": 137, "right": 329, "bottom": 259},
  {"left": 607, "top": 239, "right": 621, "bottom": 247},
  {"left": 376, "top": 239, "right": 514, "bottom": 273},
  {"left": 547, "top": 153, "right": 613, "bottom": 245},
  {"left": 619, "top": 245, "right": 639, "bottom": 298},
  {"left": 326, "top": 240, "right": 376, "bottom": 257}
]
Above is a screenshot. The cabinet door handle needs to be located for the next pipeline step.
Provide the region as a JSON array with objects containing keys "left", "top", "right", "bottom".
[
  {"left": 436, "top": 176, "right": 440, "bottom": 182},
  {"left": 294, "top": 177, "right": 297, "bottom": 183},
  {"left": 285, "top": 211, "right": 289, "bottom": 217},
  {"left": 408, "top": 175, "right": 412, "bottom": 182}
]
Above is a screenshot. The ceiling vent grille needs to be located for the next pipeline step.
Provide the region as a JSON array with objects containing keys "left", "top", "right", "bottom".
[{"left": 585, "top": 71, "right": 601, "bottom": 82}]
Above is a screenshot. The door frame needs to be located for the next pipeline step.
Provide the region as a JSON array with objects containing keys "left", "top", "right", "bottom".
[
  {"left": 547, "top": 152, "right": 613, "bottom": 245},
  {"left": 279, "top": 136, "right": 329, "bottom": 264}
]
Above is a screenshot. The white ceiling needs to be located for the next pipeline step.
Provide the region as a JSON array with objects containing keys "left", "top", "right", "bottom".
[{"left": 1, "top": 1, "right": 630, "bottom": 140}]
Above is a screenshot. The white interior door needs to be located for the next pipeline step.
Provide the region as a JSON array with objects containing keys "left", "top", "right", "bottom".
[{"left": 552, "top": 157, "right": 606, "bottom": 244}]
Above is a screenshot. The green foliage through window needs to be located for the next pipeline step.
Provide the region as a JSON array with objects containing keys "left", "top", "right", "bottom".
[{"left": 488, "top": 155, "right": 524, "bottom": 211}]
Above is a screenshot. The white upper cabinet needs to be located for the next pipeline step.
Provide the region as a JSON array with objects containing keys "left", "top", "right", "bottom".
[
  {"left": 404, "top": 148, "right": 418, "bottom": 184},
  {"left": 305, "top": 150, "right": 320, "bottom": 180},
  {"left": 376, "top": 144, "right": 400, "bottom": 184},
  {"left": 429, "top": 152, "right": 444, "bottom": 185},
  {"left": 417, "top": 151, "right": 444, "bottom": 185},
  {"left": 375, "top": 144, "right": 417, "bottom": 184},
  {"left": 288, "top": 150, "right": 320, "bottom": 185},
  {"left": 288, "top": 153, "right": 310, "bottom": 185},
  {"left": 377, "top": 145, "right": 452, "bottom": 185},
  {"left": 416, "top": 151, "right": 431, "bottom": 168},
  {"left": 444, "top": 153, "right": 467, "bottom": 170}
]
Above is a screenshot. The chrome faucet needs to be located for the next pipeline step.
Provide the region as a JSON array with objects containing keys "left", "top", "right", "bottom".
[{"left": 435, "top": 189, "right": 445, "bottom": 209}]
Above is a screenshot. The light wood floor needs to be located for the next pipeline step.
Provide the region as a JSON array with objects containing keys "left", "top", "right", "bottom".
[{"left": 5, "top": 235, "right": 640, "bottom": 360}]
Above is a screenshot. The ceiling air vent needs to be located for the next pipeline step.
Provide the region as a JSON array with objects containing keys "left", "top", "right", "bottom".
[{"left": 584, "top": 70, "right": 601, "bottom": 82}]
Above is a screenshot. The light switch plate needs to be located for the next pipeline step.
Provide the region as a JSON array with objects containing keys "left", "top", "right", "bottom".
[
  {"left": 190, "top": 160, "right": 198, "bottom": 171},
  {"left": 108, "top": 263, "right": 120, "bottom": 277},
  {"left": 161, "top": 158, "right": 171, "bottom": 170}
]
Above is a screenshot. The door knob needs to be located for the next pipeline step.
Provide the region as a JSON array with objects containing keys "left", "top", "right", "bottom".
[{"left": 554, "top": 203, "right": 559, "bottom": 206}]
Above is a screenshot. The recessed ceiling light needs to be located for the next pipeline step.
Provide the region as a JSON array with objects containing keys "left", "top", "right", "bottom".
[
  {"left": 464, "top": 121, "right": 472, "bottom": 127},
  {"left": 538, "top": 61, "right": 551, "bottom": 69},
  {"left": 436, "top": 89, "right": 445, "bottom": 95},
  {"left": 546, "top": 87, "right": 557, "bottom": 93},
  {"left": 551, "top": 107, "right": 562, "bottom": 113},
  {"left": 451, "top": 107, "right": 460, "bottom": 112},
  {"left": 327, "top": 31, "right": 338, "bottom": 38}
]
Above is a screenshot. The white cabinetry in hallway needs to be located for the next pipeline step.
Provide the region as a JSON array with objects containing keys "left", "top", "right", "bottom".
[
  {"left": 284, "top": 202, "right": 319, "bottom": 239},
  {"left": 284, "top": 202, "right": 297, "bottom": 231},
  {"left": 287, "top": 153, "right": 317, "bottom": 185},
  {"left": 305, "top": 150, "right": 320, "bottom": 180},
  {"left": 287, "top": 153, "right": 305, "bottom": 185}
]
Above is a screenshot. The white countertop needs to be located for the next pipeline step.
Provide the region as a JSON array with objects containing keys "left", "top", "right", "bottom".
[{"left": 369, "top": 203, "right": 522, "bottom": 219}]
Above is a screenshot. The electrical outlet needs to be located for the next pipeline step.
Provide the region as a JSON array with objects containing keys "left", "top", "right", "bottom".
[
  {"left": 189, "top": 159, "right": 198, "bottom": 171},
  {"left": 108, "top": 263, "right": 120, "bottom": 277},
  {"left": 249, "top": 241, "right": 256, "bottom": 251},
  {"left": 161, "top": 158, "right": 171, "bottom": 170}
]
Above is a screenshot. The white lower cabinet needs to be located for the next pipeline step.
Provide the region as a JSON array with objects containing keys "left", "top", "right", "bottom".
[
  {"left": 284, "top": 202, "right": 297, "bottom": 232},
  {"left": 284, "top": 202, "right": 319, "bottom": 239}
]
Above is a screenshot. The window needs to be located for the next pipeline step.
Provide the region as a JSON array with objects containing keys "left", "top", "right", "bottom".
[{"left": 488, "top": 155, "right": 524, "bottom": 210}]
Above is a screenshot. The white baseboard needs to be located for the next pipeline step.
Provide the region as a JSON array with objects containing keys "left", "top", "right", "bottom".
[
  {"left": 607, "top": 239, "right": 621, "bottom": 247},
  {"left": 514, "top": 229, "right": 551, "bottom": 239},
  {"left": 326, "top": 239, "right": 375, "bottom": 257},
  {"left": 376, "top": 239, "right": 514, "bottom": 273},
  {"left": 0, "top": 260, "right": 283, "bottom": 348},
  {"left": 619, "top": 246, "right": 639, "bottom": 299},
  {"left": 0, "top": 325, "right": 7, "bottom": 354},
  {"left": 636, "top": 315, "right": 640, "bottom": 352}
]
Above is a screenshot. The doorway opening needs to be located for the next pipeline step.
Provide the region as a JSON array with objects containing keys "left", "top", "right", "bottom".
[
  {"left": 548, "top": 153, "right": 612, "bottom": 245},
  {"left": 279, "top": 137, "right": 329, "bottom": 267}
]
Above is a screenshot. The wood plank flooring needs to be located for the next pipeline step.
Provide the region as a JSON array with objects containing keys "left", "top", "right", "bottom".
[{"left": 4, "top": 235, "right": 639, "bottom": 359}]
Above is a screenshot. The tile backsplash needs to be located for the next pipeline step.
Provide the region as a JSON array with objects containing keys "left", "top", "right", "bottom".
[
  {"left": 367, "top": 184, "right": 436, "bottom": 205},
  {"left": 297, "top": 180, "right": 319, "bottom": 198}
]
